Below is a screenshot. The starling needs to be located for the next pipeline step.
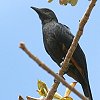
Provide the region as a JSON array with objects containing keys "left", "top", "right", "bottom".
[{"left": 31, "top": 7, "right": 93, "bottom": 100}]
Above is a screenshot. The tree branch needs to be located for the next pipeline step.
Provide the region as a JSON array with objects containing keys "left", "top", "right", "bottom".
[
  {"left": 45, "top": 0, "right": 96, "bottom": 100},
  {"left": 19, "top": 42, "right": 88, "bottom": 100}
]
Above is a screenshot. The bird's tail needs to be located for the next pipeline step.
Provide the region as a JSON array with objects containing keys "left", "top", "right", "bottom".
[{"left": 81, "top": 79, "right": 93, "bottom": 100}]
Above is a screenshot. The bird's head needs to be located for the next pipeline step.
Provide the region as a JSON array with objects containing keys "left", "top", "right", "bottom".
[{"left": 31, "top": 7, "right": 58, "bottom": 25}]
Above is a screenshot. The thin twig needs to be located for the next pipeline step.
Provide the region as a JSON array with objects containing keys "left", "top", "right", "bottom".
[
  {"left": 46, "top": 0, "right": 96, "bottom": 100},
  {"left": 19, "top": 42, "right": 88, "bottom": 100}
]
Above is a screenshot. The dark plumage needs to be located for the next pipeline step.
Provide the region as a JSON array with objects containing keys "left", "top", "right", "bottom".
[{"left": 31, "top": 7, "right": 93, "bottom": 100}]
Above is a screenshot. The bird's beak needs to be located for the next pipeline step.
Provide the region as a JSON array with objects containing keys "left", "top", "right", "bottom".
[
  {"left": 31, "top": 7, "right": 46, "bottom": 23},
  {"left": 31, "top": 7, "right": 41, "bottom": 14}
]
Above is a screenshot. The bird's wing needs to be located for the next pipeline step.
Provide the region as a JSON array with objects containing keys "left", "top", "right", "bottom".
[{"left": 55, "top": 23, "right": 88, "bottom": 81}]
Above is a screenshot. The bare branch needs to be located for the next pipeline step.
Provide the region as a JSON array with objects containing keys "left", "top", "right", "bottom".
[{"left": 19, "top": 42, "right": 88, "bottom": 100}]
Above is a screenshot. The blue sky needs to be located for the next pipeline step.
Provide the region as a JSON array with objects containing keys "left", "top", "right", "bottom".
[{"left": 0, "top": 0, "right": 99, "bottom": 100}]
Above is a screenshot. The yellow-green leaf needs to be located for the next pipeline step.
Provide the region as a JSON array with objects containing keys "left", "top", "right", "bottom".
[
  {"left": 37, "top": 80, "right": 48, "bottom": 96},
  {"left": 37, "top": 88, "right": 47, "bottom": 97},
  {"left": 59, "top": 0, "right": 78, "bottom": 6},
  {"left": 48, "top": 0, "right": 53, "bottom": 3},
  {"left": 60, "top": 96, "right": 73, "bottom": 100},
  {"left": 37, "top": 80, "right": 48, "bottom": 92},
  {"left": 54, "top": 92, "right": 62, "bottom": 99},
  {"left": 59, "top": 0, "right": 68, "bottom": 5},
  {"left": 64, "top": 82, "right": 77, "bottom": 97},
  {"left": 69, "top": 0, "right": 78, "bottom": 6}
]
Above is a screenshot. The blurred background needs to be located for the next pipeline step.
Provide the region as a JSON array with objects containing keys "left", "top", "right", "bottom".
[{"left": 0, "top": 0, "right": 99, "bottom": 99}]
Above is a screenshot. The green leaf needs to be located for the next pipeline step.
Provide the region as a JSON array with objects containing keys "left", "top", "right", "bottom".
[
  {"left": 69, "top": 0, "right": 78, "bottom": 6},
  {"left": 59, "top": 0, "right": 78, "bottom": 6},
  {"left": 48, "top": 0, "right": 53, "bottom": 3}
]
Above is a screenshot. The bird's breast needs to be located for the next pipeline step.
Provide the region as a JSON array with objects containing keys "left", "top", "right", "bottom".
[{"left": 43, "top": 32, "right": 66, "bottom": 65}]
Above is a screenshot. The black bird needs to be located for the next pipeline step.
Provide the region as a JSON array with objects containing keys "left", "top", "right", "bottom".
[{"left": 31, "top": 7, "right": 93, "bottom": 100}]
